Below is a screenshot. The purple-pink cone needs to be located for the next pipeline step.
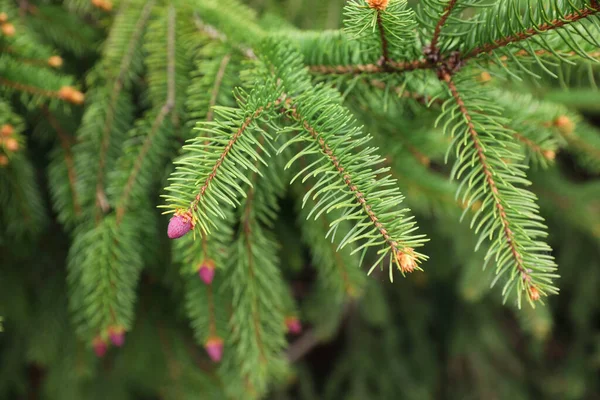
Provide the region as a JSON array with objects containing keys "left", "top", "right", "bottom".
[
  {"left": 204, "top": 337, "right": 224, "bottom": 362},
  {"left": 198, "top": 259, "right": 216, "bottom": 285},
  {"left": 108, "top": 327, "right": 126, "bottom": 347},
  {"left": 285, "top": 316, "right": 302, "bottom": 335},
  {"left": 93, "top": 337, "right": 107, "bottom": 358},
  {"left": 167, "top": 212, "right": 193, "bottom": 239}
]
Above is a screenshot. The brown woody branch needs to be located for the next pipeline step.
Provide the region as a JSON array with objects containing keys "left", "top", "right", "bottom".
[{"left": 0, "top": 77, "right": 60, "bottom": 99}]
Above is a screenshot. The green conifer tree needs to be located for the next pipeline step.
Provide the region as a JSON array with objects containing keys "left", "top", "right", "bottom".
[{"left": 1, "top": 0, "right": 600, "bottom": 398}]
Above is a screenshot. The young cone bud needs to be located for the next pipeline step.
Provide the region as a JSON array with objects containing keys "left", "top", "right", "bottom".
[
  {"left": 204, "top": 337, "right": 224, "bottom": 362},
  {"left": 198, "top": 259, "right": 216, "bottom": 285},
  {"left": 542, "top": 149, "right": 556, "bottom": 161},
  {"left": 367, "top": 0, "right": 389, "bottom": 11},
  {"left": 91, "top": 0, "right": 113, "bottom": 11},
  {"left": 48, "top": 56, "right": 63, "bottom": 68},
  {"left": 0, "top": 12, "right": 8, "bottom": 23},
  {"left": 529, "top": 286, "right": 541, "bottom": 302},
  {"left": 285, "top": 316, "right": 302, "bottom": 335},
  {"left": 396, "top": 248, "right": 417, "bottom": 273},
  {"left": 1, "top": 124, "right": 14, "bottom": 137},
  {"left": 58, "top": 86, "right": 85, "bottom": 105},
  {"left": 4, "top": 138, "right": 18, "bottom": 152},
  {"left": 554, "top": 115, "right": 575, "bottom": 135},
  {"left": 108, "top": 326, "right": 126, "bottom": 347},
  {"left": 167, "top": 211, "right": 193, "bottom": 239},
  {"left": 92, "top": 337, "right": 108, "bottom": 357},
  {"left": 0, "top": 154, "right": 8, "bottom": 166},
  {"left": 1, "top": 23, "right": 15, "bottom": 36}
]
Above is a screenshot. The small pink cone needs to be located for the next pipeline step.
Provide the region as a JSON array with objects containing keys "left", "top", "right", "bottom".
[
  {"left": 285, "top": 316, "right": 302, "bottom": 335},
  {"left": 108, "top": 327, "right": 125, "bottom": 347},
  {"left": 167, "top": 212, "right": 193, "bottom": 239},
  {"left": 93, "top": 337, "right": 108, "bottom": 358},
  {"left": 198, "top": 259, "right": 216, "bottom": 285},
  {"left": 204, "top": 337, "right": 224, "bottom": 362}
]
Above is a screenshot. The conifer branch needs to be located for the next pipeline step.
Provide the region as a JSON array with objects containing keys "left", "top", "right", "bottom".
[
  {"left": 115, "top": 4, "right": 175, "bottom": 223},
  {"left": 187, "top": 95, "right": 286, "bottom": 216},
  {"left": 285, "top": 102, "right": 417, "bottom": 271},
  {"left": 513, "top": 133, "right": 556, "bottom": 161},
  {"left": 429, "top": 0, "right": 458, "bottom": 54},
  {"left": 462, "top": 3, "right": 600, "bottom": 62},
  {"left": 443, "top": 74, "right": 529, "bottom": 280},
  {"left": 94, "top": 0, "right": 155, "bottom": 218},
  {"left": 41, "top": 105, "right": 81, "bottom": 216},
  {"left": 206, "top": 54, "right": 232, "bottom": 122}
]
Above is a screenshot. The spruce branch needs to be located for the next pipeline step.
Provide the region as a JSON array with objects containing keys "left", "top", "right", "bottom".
[
  {"left": 41, "top": 105, "right": 81, "bottom": 217},
  {"left": 282, "top": 100, "right": 426, "bottom": 278},
  {"left": 462, "top": 1, "right": 600, "bottom": 62},
  {"left": 308, "top": 58, "right": 430, "bottom": 75},
  {"left": 115, "top": 4, "right": 176, "bottom": 223},
  {"left": 440, "top": 73, "right": 558, "bottom": 304},
  {"left": 93, "top": 0, "right": 155, "bottom": 218}
]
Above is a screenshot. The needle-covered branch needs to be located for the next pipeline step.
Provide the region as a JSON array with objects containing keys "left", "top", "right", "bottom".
[{"left": 440, "top": 73, "right": 558, "bottom": 305}]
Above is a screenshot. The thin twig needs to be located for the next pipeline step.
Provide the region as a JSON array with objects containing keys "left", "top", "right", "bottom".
[
  {"left": 462, "top": 5, "right": 600, "bottom": 61},
  {"left": 40, "top": 106, "right": 82, "bottom": 216},
  {"left": 429, "top": 0, "right": 459, "bottom": 54},
  {"left": 308, "top": 58, "right": 431, "bottom": 75}
]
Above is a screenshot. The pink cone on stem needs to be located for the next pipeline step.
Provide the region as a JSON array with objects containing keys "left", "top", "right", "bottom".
[
  {"left": 108, "top": 326, "right": 126, "bottom": 347},
  {"left": 198, "top": 259, "right": 216, "bottom": 285},
  {"left": 167, "top": 211, "right": 193, "bottom": 239},
  {"left": 204, "top": 337, "right": 224, "bottom": 362},
  {"left": 92, "top": 337, "right": 108, "bottom": 357},
  {"left": 285, "top": 316, "right": 302, "bottom": 335}
]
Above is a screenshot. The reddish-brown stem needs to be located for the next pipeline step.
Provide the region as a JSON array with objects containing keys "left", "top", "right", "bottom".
[
  {"left": 285, "top": 103, "right": 412, "bottom": 261},
  {"left": 94, "top": 0, "right": 155, "bottom": 221},
  {"left": 308, "top": 58, "right": 431, "bottom": 75},
  {"left": 0, "top": 78, "right": 59, "bottom": 98},
  {"left": 463, "top": 5, "right": 600, "bottom": 61},
  {"left": 513, "top": 132, "right": 554, "bottom": 159},
  {"left": 429, "top": 0, "right": 459, "bottom": 54},
  {"left": 40, "top": 106, "right": 81, "bottom": 216},
  {"left": 443, "top": 73, "right": 530, "bottom": 281},
  {"left": 376, "top": 11, "right": 390, "bottom": 66},
  {"left": 116, "top": 5, "right": 175, "bottom": 224}
]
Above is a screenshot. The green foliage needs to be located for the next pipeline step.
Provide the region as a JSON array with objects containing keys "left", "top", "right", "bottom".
[{"left": 2, "top": 0, "right": 600, "bottom": 399}]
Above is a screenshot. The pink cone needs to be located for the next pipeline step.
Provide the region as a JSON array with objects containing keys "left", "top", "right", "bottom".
[
  {"left": 109, "top": 327, "right": 125, "bottom": 347},
  {"left": 198, "top": 259, "right": 216, "bottom": 285},
  {"left": 167, "top": 212, "right": 193, "bottom": 239},
  {"left": 204, "top": 337, "right": 224, "bottom": 362},
  {"left": 285, "top": 316, "right": 302, "bottom": 335},
  {"left": 93, "top": 337, "right": 107, "bottom": 357}
]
